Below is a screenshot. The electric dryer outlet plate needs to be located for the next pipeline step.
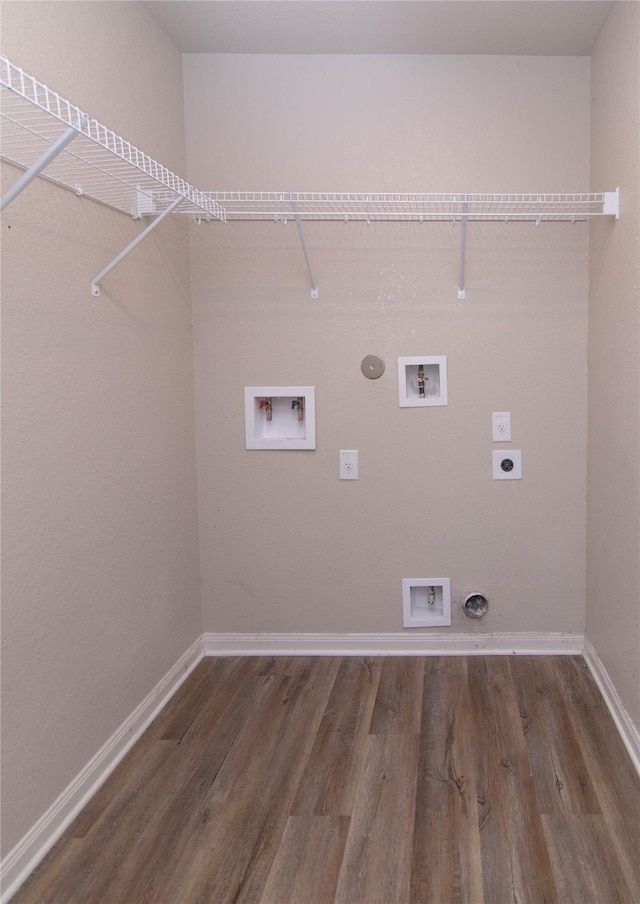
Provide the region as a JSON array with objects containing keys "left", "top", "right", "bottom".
[{"left": 493, "top": 449, "right": 522, "bottom": 479}]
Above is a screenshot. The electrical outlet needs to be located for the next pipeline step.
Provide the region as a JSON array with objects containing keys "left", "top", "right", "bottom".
[
  {"left": 492, "top": 411, "right": 511, "bottom": 442},
  {"left": 339, "top": 450, "right": 358, "bottom": 480},
  {"left": 493, "top": 449, "right": 522, "bottom": 480}
]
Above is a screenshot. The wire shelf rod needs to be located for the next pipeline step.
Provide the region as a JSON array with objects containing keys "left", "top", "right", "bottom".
[
  {"left": 291, "top": 194, "right": 319, "bottom": 299},
  {"left": 91, "top": 195, "right": 184, "bottom": 297},
  {"left": 1, "top": 123, "right": 79, "bottom": 212},
  {"left": 458, "top": 195, "right": 469, "bottom": 300}
]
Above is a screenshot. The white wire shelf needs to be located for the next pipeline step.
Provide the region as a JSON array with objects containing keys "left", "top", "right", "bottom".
[
  {"left": 0, "top": 56, "right": 225, "bottom": 221},
  {"left": 0, "top": 55, "right": 620, "bottom": 298},
  {"left": 184, "top": 190, "right": 619, "bottom": 223},
  {"left": 186, "top": 191, "right": 618, "bottom": 298}
]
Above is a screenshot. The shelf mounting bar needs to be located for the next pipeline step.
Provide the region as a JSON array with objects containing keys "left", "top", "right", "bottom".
[
  {"left": 91, "top": 195, "right": 183, "bottom": 296},
  {"left": 603, "top": 187, "right": 620, "bottom": 219},
  {"left": 0, "top": 125, "right": 79, "bottom": 212},
  {"left": 291, "top": 194, "right": 319, "bottom": 299},
  {"left": 458, "top": 195, "right": 470, "bottom": 299}
]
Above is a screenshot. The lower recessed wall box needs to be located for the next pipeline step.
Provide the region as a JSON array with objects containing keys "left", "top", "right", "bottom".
[
  {"left": 398, "top": 356, "right": 448, "bottom": 407},
  {"left": 245, "top": 386, "right": 316, "bottom": 449},
  {"left": 402, "top": 578, "right": 452, "bottom": 627}
]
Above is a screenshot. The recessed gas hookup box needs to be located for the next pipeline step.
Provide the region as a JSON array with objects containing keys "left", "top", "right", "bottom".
[
  {"left": 245, "top": 386, "right": 316, "bottom": 450},
  {"left": 398, "top": 356, "right": 448, "bottom": 407}
]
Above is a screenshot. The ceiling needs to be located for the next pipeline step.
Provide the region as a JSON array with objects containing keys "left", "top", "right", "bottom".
[{"left": 141, "top": 1, "right": 615, "bottom": 56}]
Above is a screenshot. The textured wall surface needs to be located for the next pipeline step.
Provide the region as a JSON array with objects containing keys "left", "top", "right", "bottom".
[
  {"left": 1, "top": 2, "right": 202, "bottom": 855},
  {"left": 185, "top": 54, "right": 591, "bottom": 636},
  {"left": 587, "top": 2, "right": 640, "bottom": 726}
]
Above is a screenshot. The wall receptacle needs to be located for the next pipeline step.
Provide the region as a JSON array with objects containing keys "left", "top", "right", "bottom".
[
  {"left": 492, "top": 411, "right": 511, "bottom": 442},
  {"left": 339, "top": 450, "right": 358, "bottom": 479},
  {"left": 492, "top": 449, "right": 522, "bottom": 479}
]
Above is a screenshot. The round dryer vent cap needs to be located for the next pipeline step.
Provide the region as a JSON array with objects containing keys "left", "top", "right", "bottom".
[
  {"left": 464, "top": 593, "right": 489, "bottom": 619},
  {"left": 361, "top": 355, "right": 385, "bottom": 379}
]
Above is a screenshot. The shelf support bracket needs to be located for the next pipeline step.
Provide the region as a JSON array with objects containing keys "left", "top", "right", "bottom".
[
  {"left": 603, "top": 187, "right": 620, "bottom": 219},
  {"left": 91, "top": 195, "right": 183, "bottom": 296},
  {"left": 0, "top": 125, "right": 80, "bottom": 212},
  {"left": 458, "top": 195, "right": 470, "bottom": 299},
  {"left": 291, "top": 194, "right": 319, "bottom": 299}
]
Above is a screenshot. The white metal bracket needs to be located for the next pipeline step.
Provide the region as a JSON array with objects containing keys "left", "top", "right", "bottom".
[
  {"left": 603, "top": 187, "right": 620, "bottom": 219},
  {"left": 458, "top": 195, "right": 470, "bottom": 299},
  {"left": 0, "top": 124, "right": 80, "bottom": 212},
  {"left": 91, "top": 195, "right": 183, "bottom": 296},
  {"left": 291, "top": 194, "right": 319, "bottom": 299}
]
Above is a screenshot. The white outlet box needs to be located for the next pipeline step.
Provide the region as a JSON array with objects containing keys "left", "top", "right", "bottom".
[
  {"left": 493, "top": 449, "right": 522, "bottom": 480},
  {"left": 244, "top": 386, "right": 316, "bottom": 450},
  {"left": 402, "top": 578, "right": 452, "bottom": 627},
  {"left": 397, "top": 356, "right": 448, "bottom": 407},
  {"left": 339, "top": 450, "right": 358, "bottom": 479},
  {"left": 492, "top": 411, "right": 511, "bottom": 442}
]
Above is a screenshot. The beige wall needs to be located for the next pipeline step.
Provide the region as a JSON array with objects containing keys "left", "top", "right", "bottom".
[
  {"left": 185, "top": 55, "right": 592, "bottom": 636},
  {"left": 588, "top": 2, "right": 640, "bottom": 727},
  {"left": 1, "top": 3, "right": 202, "bottom": 855}
]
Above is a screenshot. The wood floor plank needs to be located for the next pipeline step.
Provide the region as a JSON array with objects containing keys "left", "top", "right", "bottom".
[
  {"left": 70, "top": 658, "right": 256, "bottom": 843},
  {"left": 17, "top": 735, "right": 193, "bottom": 904},
  {"left": 542, "top": 814, "right": 637, "bottom": 903},
  {"left": 17, "top": 658, "right": 279, "bottom": 904},
  {"left": 70, "top": 737, "right": 179, "bottom": 840},
  {"left": 259, "top": 815, "right": 351, "bottom": 904},
  {"left": 411, "top": 657, "right": 484, "bottom": 904},
  {"left": 171, "top": 655, "right": 267, "bottom": 743},
  {"left": 509, "top": 655, "right": 601, "bottom": 815},
  {"left": 6, "top": 839, "right": 86, "bottom": 904},
  {"left": 369, "top": 656, "right": 424, "bottom": 735},
  {"left": 467, "top": 656, "right": 558, "bottom": 904},
  {"left": 552, "top": 655, "right": 640, "bottom": 900},
  {"left": 99, "top": 657, "right": 303, "bottom": 904},
  {"left": 137, "top": 656, "right": 341, "bottom": 904},
  {"left": 334, "top": 732, "right": 420, "bottom": 904},
  {"left": 150, "top": 656, "right": 251, "bottom": 741},
  {"left": 290, "top": 656, "right": 382, "bottom": 816},
  {"left": 12, "top": 655, "right": 640, "bottom": 904}
]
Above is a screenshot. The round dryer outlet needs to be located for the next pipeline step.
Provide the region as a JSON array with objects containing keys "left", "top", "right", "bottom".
[{"left": 464, "top": 593, "right": 489, "bottom": 619}]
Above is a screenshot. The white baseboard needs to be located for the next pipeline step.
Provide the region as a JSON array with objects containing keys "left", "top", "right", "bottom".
[
  {"left": 583, "top": 636, "right": 640, "bottom": 776},
  {"left": 202, "top": 631, "right": 585, "bottom": 657},
  {"left": 0, "top": 636, "right": 205, "bottom": 904}
]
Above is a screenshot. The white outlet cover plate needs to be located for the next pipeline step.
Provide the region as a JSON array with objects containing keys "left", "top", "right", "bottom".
[
  {"left": 492, "top": 411, "right": 511, "bottom": 442},
  {"left": 339, "top": 450, "right": 358, "bottom": 479},
  {"left": 493, "top": 449, "right": 522, "bottom": 479}
]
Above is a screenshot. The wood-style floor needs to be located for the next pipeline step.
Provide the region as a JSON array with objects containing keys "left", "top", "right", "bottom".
[{"left": 13, "top": 655, "right": 640, "bottom": 903}]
